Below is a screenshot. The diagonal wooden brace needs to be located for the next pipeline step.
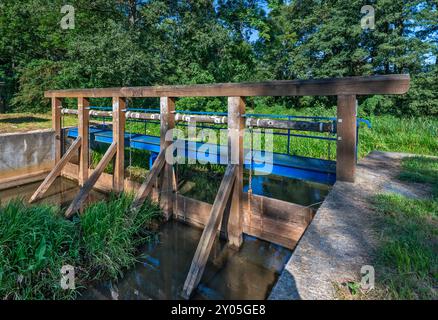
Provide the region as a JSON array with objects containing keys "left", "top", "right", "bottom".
[
  {"left": 65, "top": 142, "right": 117, "bottom": 218},
  {"left": 131, "top": 150, "right": 166, "bottom": 211},
  {"left": 181, "top": 164, "right": 237, "bottom": 299},
  {"left": 29, "top": 137, "right": 82, "bottom": 203}
]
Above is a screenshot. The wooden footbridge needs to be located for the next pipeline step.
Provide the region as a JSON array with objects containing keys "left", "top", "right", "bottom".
[{"left": 31, "top": 74, "right": 409, "bottom": 299}]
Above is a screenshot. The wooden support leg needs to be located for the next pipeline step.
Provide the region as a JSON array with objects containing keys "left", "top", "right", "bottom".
[
  {"left": 65, "top": 142, "right": 117, "bottom": 218},
  {"left": 29, "top": 137, "right": 82, "bottom": 203},
  {"left": 131, "top": 150, "right": 166, "bottom": 211},
  {"left": 78, "top": 97, "right": 90, "bottom": 186},
  {"left": 52, "top": 98, "right": 62, "bottom": 164},
  {"left": 160, "top": 97, "right": 175, "bottom": 220},
  {"left": 227, "top": 97, "right": 245, "bottom": 248},
  {"left": 182, "top": 164, "right": 237, "bottom": 299},
  {"left": 336, "top": 95, "right": 357, "bottom": 182},
  {"left": 113, "top": 97, "right": 126, "bottom": 192}
]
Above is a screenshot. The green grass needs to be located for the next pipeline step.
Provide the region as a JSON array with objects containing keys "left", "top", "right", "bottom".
[
  {"left": 0, "top": 200, "right": 80, "bottom": 300},
  {"left": 0, "top": 194, "right": 161, "bottom": 300},
  {"left": 371, "top": 156, "right": 438, "bottom": 300},
  {"left": 2, "top": 109, "right": 437, "bottom": 161},
  {"left": 251, "top": 105, "right": 438, "bottom": 160},
  {"left": 79, "top": 194, "right": 161, "bottom": 280}
]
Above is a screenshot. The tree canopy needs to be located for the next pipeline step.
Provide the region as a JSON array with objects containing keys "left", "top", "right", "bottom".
[{"left": 0, "top": 0, "right": 436, "bottom": 115}]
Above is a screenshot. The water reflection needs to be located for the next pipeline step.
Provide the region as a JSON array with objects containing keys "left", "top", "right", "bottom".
[
  {"left": 0, "top": 177, "right": 106, "bottom": 209},
  {"left": 81, "top": 221, "right": 292, "bottom": 300}
]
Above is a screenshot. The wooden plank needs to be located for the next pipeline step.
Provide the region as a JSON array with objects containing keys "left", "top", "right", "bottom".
[
  {"left": 160, "top": 97, "right": 175, "bottom": 220},
  {"left": 29, "top": 137, "right": 82, "bottom": 203},
  {"left": 182, "top": 165, "right": 236, "bottom": 299},
  {"left": 0, "top": 170, "right": 52, "bottom": 191},
  {"left": 336, "top": 95, "right": 357, "bottom": 182},
  {"left": 227, "top": 97, "right": 245, "bottom": 248},
  {"left": 113, "top": 97, "right": 126, "bottom": 192},
  {"left": 61, "top": 162, "right": 154, "bottom": 196},
  {"left": 242, "top": 193, "right": 314, "bottom": 225},
  {"left": 45, "top": 75, "right": 410, "bottom": 98},
  {"left": 52, "top": 98, "right": 62, "bottom": 163},
  {"left": 131, "top": 150, "right": 166, "bottom": 210},
  {"left": 65, "top": 142, "right": 117, "bottom": 218},
  {"left": 78, "top": 97, "right": 89, "bottom": 186}
]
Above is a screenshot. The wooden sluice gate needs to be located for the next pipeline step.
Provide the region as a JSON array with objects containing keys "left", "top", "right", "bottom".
[{"left": 32, "top": 74, "right": 410, "bottom": 298}]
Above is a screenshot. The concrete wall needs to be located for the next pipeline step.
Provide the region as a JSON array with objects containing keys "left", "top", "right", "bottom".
[{"left": 0, "top": 129, "right": 55, "bottom": 190}]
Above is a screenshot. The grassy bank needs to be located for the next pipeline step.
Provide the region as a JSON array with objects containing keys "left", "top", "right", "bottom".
[
  {"left": 371, "top": 156, "right": 438, "bottom": 299},
  {"left": 2, "top": 109, "right": 436, "bottom": 159},
  {"left": 0, "top": 194, "right": 160, "bottom": 300}
]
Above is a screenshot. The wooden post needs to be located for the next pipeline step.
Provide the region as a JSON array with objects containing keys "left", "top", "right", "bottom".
[
  {"left": 227, "top": 97, "right": 245, "bottom": 248},
  {"left": 160, "top": 97, "right": 175, "bottom": 220},
  {"left": 336, "top": 95, "right": 357, "bottom": 182},
  {"left": 113, "top": 97, "right": 126, "bottom": 192},
  {"left": 78, "top": 97, "right": 89, "bottom": 186},
  {"left": 52, "top": 98, "right": 62, "bottom": 163}
]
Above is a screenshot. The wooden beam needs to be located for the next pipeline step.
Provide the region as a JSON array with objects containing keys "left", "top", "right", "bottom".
[
  {"left": 113, "top": 97, "right": 126, "bottom": 192},
  {"left": 78, "top": 97, "right": 89, "bottom": 186},
  {"left": 29, "top": 137, "right": 82, "bottom": 203},
  {"left": 227, "top": 97, "right": 245, "bottom": 248},
  {"left": 65, "top": 142, "right": 117, "bottom": 218},
  {"left": 52, "top": 98, "right": 62, "bottom": 163},
  {"left": 336, "top": 95, "right": 357, "bottom": 182},
  {"left": 182, "top": 164, "right": 237, "bottom": 299},
  {"left": 160, "top": 97, "right": 175, "bottom": 220},
  {"left": 45, "top": 74, "right": 410, "bottom": 98},
  {"left": 131, "top": 150, "right": 166, "bottom": 211}
]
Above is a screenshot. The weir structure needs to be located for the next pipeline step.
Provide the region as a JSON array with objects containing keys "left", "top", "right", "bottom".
[{"left": 32, "top": 74, "right": 409, "bottom": 299}]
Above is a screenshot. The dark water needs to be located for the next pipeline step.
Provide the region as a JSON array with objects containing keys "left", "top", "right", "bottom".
[
  {"left": 0, "top": 177, "right": 297, "bottom": 300},
  {"left": 243, "top": 174, "right": 330, "bottom": 206},
  {"left": 178, "top": 167, "right": 331, "bottom": 206},
  {"left": 0, "top": 177, "right": 106, "bottom": 209},
  {"left": 80, "top": 221, "right": 292, "bottom": 300}
]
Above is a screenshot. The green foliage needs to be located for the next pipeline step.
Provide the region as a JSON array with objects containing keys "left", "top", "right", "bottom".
[
  {"left": 79, "top": 194, "right": 161, "bottom": 280},
  {"left": 0, "top": 194, "right": 161, "bottom": 300},
  {"left": 0, "top": 200, "right": 80, "bottom": 300},
  {"left": 0, "top": 0, "right": 435, "bottom": 115}
]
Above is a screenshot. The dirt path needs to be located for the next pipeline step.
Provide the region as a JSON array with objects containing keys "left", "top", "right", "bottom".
[{"left": 269, "top": 151, "right": 426, "bottom": 300}]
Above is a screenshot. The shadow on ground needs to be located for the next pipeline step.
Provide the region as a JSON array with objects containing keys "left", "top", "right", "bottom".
[{"left": 0, "top": 116, "right": 49, "bottom": 124}]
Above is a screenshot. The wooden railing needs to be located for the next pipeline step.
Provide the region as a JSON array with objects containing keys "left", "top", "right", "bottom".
[{"left": 40, "top": 74, "right": 409, "bottom": 298}]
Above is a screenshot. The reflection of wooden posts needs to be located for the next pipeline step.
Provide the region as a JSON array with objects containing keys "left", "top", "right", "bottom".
[
  {"left": 160, "top": 97, "right": 175, "bottom": 220},
  {"left": 52, "top": 98, "right": 62, "bottom": 163},
  {"left": 336, "top": 95, "right": 357, "bottom": 182},
  {"left": 78, "top": 97, "right": 89, "bottom": 186},
  {"left": 227, "top": 97, "right": 245, "bottom": 248},
  {"left": 113, "top": 97, "right": 126, "bottom": 192}
]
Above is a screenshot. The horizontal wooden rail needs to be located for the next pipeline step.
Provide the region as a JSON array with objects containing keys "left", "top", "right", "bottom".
[
  {"left": 46, "top": 74, "right": 409, "bottom": 98},
  {"left": 61, "top": 108, "right": 334, "bottom": 132}
]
